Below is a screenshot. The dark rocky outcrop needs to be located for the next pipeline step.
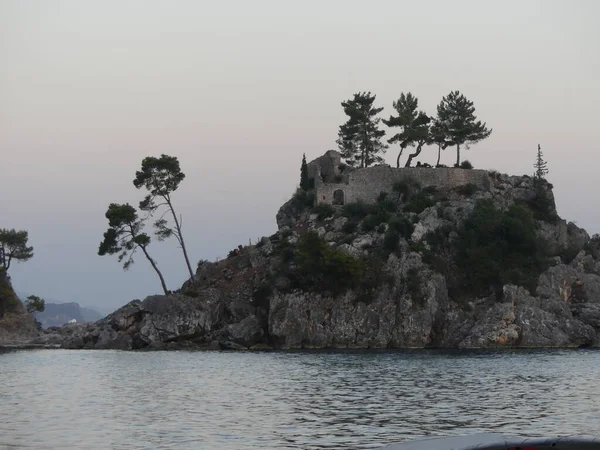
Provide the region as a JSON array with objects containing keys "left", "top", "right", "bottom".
[
  {"left": 29, "top": 154, "right": 600, "bottom": 350},
  {"left": 0, "top": 270, "right": 40, "bottom": 346}
]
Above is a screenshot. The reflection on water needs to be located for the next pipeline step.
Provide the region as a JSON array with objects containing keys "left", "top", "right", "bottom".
[{"left": 1, "top": 349, "right": 599, "bottom": 449}]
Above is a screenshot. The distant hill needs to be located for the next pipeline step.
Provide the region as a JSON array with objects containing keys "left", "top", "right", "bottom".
[
  {"left": 14, "top": 291, "right": 103, "bottom": 328},
  {"left": 33, "top": 302, "right": 103, "bottom": 328}
]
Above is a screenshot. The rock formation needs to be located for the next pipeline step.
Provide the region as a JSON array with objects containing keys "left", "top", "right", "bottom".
[
  {"left": 35, "top": 152, "right": 600, "bottom": 350},
  {"left": 0, "top": 269, "right": 40, "bottom": 346}
]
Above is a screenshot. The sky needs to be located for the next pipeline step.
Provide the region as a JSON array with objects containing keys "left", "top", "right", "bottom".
[{"left": 1, "top": 0, "right": 599, "bottom": 313}]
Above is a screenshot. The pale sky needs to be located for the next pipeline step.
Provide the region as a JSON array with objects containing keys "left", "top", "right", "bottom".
[{"left": 1, "top": 0, "right": 599, "bottom": 313}]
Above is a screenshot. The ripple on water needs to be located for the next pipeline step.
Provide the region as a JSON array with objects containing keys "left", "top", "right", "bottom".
[{"left": 0, "top": 349, "right": 599, "bottom": 449}]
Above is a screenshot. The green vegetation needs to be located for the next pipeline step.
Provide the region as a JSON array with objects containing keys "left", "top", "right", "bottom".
[
  {"left": 362, "top": 210, "right": 391, "bottom": 232},
  {"left": 342, "top": 201, "right": 377, "bottom": 219},
  {"left": 457, "top": 183, "right": 479, "bottom": 196},
  {"left": 294, "top": 231, "right": 364, "bottom": 293},
  {"left": 300, "top": 153, "right": 310, "bottom": 191},
  {"left": 383, "top": 92, "right": 432, "bottom": 167},
  {"left": 383, "top": 230, "right": 400, "bottom": 252},
  {"left": 98, "top": 203, "right": 169, "bottom": 295},
  {"left": 134, "top": 154, "right": 194, "bottom": 278},
  {"left": 387, "top": 215, "right": 415, "bottom": 240},
  {"left": 290, "top": 188, "right": 316, "bottom": 211},
  {"left": 404, "top": 191, "right": 436, "bottom": 214},
  {"left": 392, "top": 179, "right": 421, "bottom": 202},
  {"left": 436, "top": 91, "right": 492, "bottom": 167},
  {"left": 533, "top": 144, "right": 549, "bottom": 180},
  {"left": 454, "top": 200, "right": 548, "bottom": 296},
  {"left": 342, "top": 220, "right": 358, "bottom": 234},
  {"left": 460, "top": 160, "right": 473, "bottom": 169},
  {"left": 25, "top": 295, "right": 45, "bottom": 313},
  {"left": 336, "top": 92, "right": 388, "bottom": 168},
  {"left": 0, "top": 229, "right": 34, "bottom": 272},
  {"left": 315, "top": 203, "right": 335, "bottom": 220}
]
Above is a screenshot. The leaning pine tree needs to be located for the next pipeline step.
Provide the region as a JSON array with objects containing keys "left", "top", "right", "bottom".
[
  {"left": 98, "top": 203, "right": 169, "bottom": 295},
  {"left": 436, "top": 91, "right": 492, "bottom": 167},
  {"left": 336, "top": 92, "right": 388, "bottom": 168},
  {"left": 383, "top": 92, "right": 431, "bottom": 167},
  {"left": 134, "top": 154, "right": 194, "bottom": 279}
]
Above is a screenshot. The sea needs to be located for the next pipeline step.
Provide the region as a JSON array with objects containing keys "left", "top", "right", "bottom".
[{"left": 1, "top": 348, "right": 599, "bottom": 449}]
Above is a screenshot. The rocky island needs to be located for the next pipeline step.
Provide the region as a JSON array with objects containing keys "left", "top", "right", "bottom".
[{"left": 5, "top": 150, "right": 592, "bottom": 351}]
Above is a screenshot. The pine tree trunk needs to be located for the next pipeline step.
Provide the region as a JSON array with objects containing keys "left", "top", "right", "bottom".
[
  {"left": 140, "top": 246, "right": 169, "bottom": 295},
  {"left": 405, "top": 144, "right": 423, "bottom": 168},
  {"left": 396, "top": 148, "right": 403, "bottom": 168},
  {"left": 437, "top": 145, "right": 441, "bottom": 166},
  {"left": 456, "top": 144, "right": 461, "bottom": 167},
  {"left": 167, "top": 200, "right": 194, "bottom": 279}
]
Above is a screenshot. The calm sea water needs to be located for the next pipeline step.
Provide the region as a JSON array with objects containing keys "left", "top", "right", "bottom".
[{"left": 1, "top": 349, "right": 599, "bottom": 449}]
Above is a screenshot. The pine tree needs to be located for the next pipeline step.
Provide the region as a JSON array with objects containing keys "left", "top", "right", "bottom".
[
  {"left": 336, "top": 92, "right": 388, "bottom": 168},
  {"left": 430, "top": 118, "right": 449, "bottom": 166},
  {"left": 534, "top": 144, "right": 549, "bottom": 180},
  {"left": 383, "top": 92, "right": 431, "bottom": 167},
  {"left": 300, "top": 153, "right": 309, "bottom": 190},
  {"left": 436, "top": 91, "right": 492, "bottom": 167},
  {"left": 134, "top": 154, "right": 194, "bottom": 279}
]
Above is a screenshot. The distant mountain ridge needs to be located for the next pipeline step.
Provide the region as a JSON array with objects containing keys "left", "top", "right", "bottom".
[{"left": 14, "top": 291, "right": 103, "bottom": 328}]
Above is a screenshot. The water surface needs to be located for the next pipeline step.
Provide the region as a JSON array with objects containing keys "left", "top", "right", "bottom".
[{"left": 1, "top": 349, "right": 599, "bottom": 449}]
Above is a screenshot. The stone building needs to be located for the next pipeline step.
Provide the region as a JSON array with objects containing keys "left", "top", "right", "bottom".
[{"left": 307, "top": 150, "right": 491, "bottom": 205}]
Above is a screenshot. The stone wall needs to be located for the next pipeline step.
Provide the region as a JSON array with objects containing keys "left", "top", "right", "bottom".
[{"left": 315, "top": 165, "right": 491, "bottom": 205}]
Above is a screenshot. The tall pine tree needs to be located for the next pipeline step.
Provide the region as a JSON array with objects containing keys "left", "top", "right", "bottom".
[
  {"left": 383, "top": 92, "right": 431, "bottom": 167},
  {"left": 300, "top": 153, "right": 309, "bottom": 190},
  {"left": 336, "top": 92, "right": 387, "bottom": 168},
  {"left": 534, "top": 144, "right": 549, "bottom": 180},
  {"left": 436, "top": 91, "right": 492, "bottom": 167}
]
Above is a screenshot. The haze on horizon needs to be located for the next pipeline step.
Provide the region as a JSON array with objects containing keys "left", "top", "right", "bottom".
[{"left": 1, "top": 0, "right": 599, "bottom": 313}]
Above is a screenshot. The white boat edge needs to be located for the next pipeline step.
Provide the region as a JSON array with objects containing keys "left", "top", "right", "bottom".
[{"left": 379, "top": 432, "right": 600, "bottom": 449}]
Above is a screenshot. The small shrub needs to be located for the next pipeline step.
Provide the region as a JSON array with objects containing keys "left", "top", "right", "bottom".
[
  {"left": 379, "top": 197, "right": 398, "bottom": 213},
  {"left": 362, "top": 211, "right": 390, "bottom": 232},
  {"left": 393, "top": 179, "right": 421, "bottom": 202},
  {"left": 343, "top": 201, "right": 377, "bottom": 219},
  {"left": 460, "top": 160, "right": 473, "bottom": 169},
  {"left": 377, "top": 191, "right": 388, "bottom": 202},
  {"left": 315, "top": 203, "right": 335, "bottom": 220},
  {"left": 559, "top": 246, "right": 580, "bottom": 264},
  {"left": 290, "top": 188, "right": 315, "bottom": 210},
  {"left": 182, "top": 289, "right": 200, "bottom": 298},
  {"left": 422, "top": 185, "right": 437, "bottom": 195},
  {"left": 377, "top": 223, "right": 387, "bottom": 234},
  {"left": 252, "top": 281, "right": 273, "bottom": 307},
  {"left": 383, "top": 230, "right": 400, "bottom": 252},
  {"left": 404, "top": 192, "right": 435, "bottom": 214},
  {"left": 457, "top": 183, "right": 479, "bottom": 196},
  {"left": 387, "top": 215, "right": 415, "bottom": 240},
  {"left": 342, "top": 220, "right": 358, "bottom": 234}
]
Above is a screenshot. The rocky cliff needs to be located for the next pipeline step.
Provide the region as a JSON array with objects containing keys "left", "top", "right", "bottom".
[
  {"left": 0, "top": 269, "right": 40, "bottom": 346},
  {"left": 48, "top": 158, "right": 600, "bottom": 350}
]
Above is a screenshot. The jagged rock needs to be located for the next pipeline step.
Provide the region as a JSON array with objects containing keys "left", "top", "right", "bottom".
[
  {"left": 332, "top": 216, "right": 348, "bottom": 231},
  {"left": 42, "top": 154, "right": 600, "bottom": 350},
  {"left": 224, "top": 314, "right": 264, "bottom": 347}
]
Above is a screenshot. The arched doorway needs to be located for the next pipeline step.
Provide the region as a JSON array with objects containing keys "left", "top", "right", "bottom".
[{"left": 333, "top": 189, "right": 345, "bottom": 205}]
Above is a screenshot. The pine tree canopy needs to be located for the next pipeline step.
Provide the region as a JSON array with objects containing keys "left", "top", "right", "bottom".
[
  {"left": 336, "top": 92, "right": 387, "bottom": 168},
  {"left": 383, "top": 92, "right": 431, "bottom": 167},
  {"left": 436, "top": 90, "right": 492, "bottom": 166}
]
